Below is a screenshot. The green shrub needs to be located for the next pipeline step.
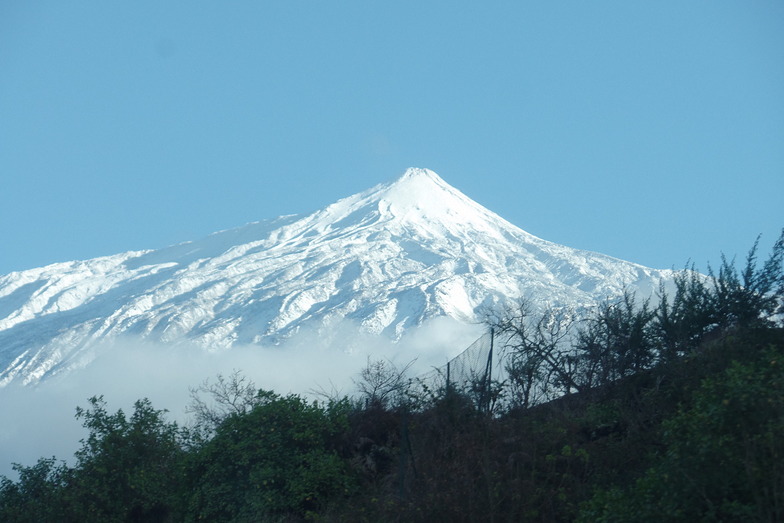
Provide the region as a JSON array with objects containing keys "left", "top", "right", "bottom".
[{"left": 186, "top": 390, "right": 356, "bottom": 521}]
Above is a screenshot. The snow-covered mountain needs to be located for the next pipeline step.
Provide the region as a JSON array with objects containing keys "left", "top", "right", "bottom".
[{"left": 0, "top": 168, "right": 673, "bottom": 386}]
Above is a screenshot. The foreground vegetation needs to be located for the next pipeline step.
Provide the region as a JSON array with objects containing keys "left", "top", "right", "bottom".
[{"left": 2, "top": 232, "right": 783, "bottom": 522}]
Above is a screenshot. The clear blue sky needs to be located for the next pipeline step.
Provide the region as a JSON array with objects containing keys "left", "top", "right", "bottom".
[{"left": 2, "top": 1, "right": 782, "bottom": 276}]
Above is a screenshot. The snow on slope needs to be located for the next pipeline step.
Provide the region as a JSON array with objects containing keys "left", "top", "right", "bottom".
[{"left": 0, "top": 168, "right": 674, "bottom": 386}]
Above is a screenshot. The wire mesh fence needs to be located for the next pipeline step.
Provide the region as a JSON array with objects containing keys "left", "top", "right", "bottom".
[{"left": 408, "top": 329, "right": 508, "bottom": 412}]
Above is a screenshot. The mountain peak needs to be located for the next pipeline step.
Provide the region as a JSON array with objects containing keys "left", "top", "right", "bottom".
[
  {"left": 372, "top": 167, "right": 472, "bottom": 221},
  {"left": 399, "top": 167, "right": 442, "bottom": 182},
  {"left": 385, "top": 167, "right": 451, "bottom": 196}
]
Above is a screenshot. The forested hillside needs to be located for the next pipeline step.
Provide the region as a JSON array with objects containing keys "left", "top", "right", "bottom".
[{"left": 2, "top": 231, "right": 782, "bottom": 522}]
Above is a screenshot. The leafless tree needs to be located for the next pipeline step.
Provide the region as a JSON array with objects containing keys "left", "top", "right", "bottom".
[
  {"left": 186, "top": 370, "right": 260, "bottom": 438},
  {"left": 353, "top": 357, "right": 416, "bottom": 409},
  {"left": 492, "top": 299, "right": 579, "bottom": 408}
]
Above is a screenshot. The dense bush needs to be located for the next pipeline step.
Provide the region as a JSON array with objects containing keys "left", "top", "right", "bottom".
[
  {"left": 579, "top": 339, "right": 784, "bottom": 522},
  {"left": 0, "top": 396, "right": 185, "bottom": 522},
  {"left": 185, "top": 390, "right": 356, "bottom": 521}
]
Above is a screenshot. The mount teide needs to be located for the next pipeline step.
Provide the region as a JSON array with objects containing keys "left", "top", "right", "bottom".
[{"left": 0, "top": 168, "right": 674, "bottom": 386}]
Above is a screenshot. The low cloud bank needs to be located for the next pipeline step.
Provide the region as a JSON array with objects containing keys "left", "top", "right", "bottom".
[{"left": 0, "top": 317, "right": 483, "bottom": 479}]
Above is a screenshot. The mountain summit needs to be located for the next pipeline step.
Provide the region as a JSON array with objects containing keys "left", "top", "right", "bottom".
[
  {"left": 372, "top": 167, "right": 479, "bottom": 221},
  {"left": 0, "top": 168, "right": 673, "bottom": 385}
]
